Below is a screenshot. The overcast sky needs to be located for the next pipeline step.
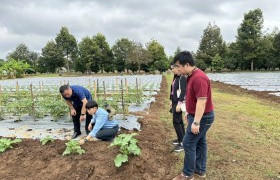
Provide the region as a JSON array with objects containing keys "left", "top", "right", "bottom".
[{"left": 0, "top": 0, "right": 280, "bottom": 59}]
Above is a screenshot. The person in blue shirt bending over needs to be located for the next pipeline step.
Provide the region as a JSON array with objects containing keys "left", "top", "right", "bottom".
[
  {"left": 59, "top": 85, "right": 93, "bottom": 139},
  {"left": 80, "top": 100, "right": 119, "bottom": 144}
]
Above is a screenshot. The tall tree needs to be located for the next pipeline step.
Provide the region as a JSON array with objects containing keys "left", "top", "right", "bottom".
[
  {"left": 126, "top": 41, "right": 151, "bottom": 73},
  {"left": 76, "top": 36, "right": 100, "bottom": 73},
  {"left": 196, "top": 22, "right": 227, "bottom": 70},
  {"left": 7, "top": 43, "right": 39, "bottom": 66},
  {"left": 273, "top": 31, "right": 280, "bottom": 69},
  {"left": 236, "top": 8, "right": 264, "bottom": 70},
  {"left": 174, "top": 46, "right": 182, "bottom": 56},
  {"left": 112, "top": 38, "right": 133, "bottom": 72},
  {"left": 93, "top": 33, "right": 114, "bottom": 72},
  {"left": 256, "top": 33, "right": 277, "bottom": 70},
  {"left": 55, "top": 26, "right": 78, "bottom": 72},
  {"left": 224, "top": 42, "right": 240, "bottom": 70},
  {"left": 146, "top": 39, "right": 169, "bottom": 72},
  {"left": 37, "top": 41, "right": 64, "bottom": 73}
]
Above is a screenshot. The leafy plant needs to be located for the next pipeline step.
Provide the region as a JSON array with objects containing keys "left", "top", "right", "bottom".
[
  {"left": 40, "top": 136, "right": 54, "bottom": 145},
  {"left": 43, "top": 99, "right": 68, "bottom": 120},
  {"left": 62, "top": 140, "right": 85, "bottom": 156},
  {"left": 0, "top": 138, "right": 22, "bottom": 153},
  {"left": 109, "top": 133, "right": 141, "bottom": 167}
]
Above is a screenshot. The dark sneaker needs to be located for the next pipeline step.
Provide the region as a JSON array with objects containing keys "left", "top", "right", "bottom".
[
  {"left": 194, "top": 171, "right": 206, "bottom": 178},
  {"left": 173, "top": 173, "right": 194, "bottom": 180},
  {"left": 71, "top": 131, "right": 81, "bottom": 139},
  {"left": 173, "top": 144, "right": 184, "bottom": 152},
  {"left": 172, "top": 139, "right": 180, "bottom": 145}
]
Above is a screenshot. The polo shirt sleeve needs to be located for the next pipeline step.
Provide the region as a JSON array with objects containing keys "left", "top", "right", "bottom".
[{"left": 193, "top": 77, "right": 208, "bottom": 99}]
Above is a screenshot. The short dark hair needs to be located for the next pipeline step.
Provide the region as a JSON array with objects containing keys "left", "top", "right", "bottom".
[
  {"left": 59, "top": 85, "right": 70, "bottom": 94},
  {"left": 173, "top": 51, "right": 195, "bottom": 66},
  {"left": 86, "top": 101, "right": 98, "bottom": 109}
]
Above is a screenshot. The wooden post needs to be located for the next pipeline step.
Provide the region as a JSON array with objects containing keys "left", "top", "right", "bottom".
[
  {"left": 125, "top": 78, "right": 128, "bottom": 95},
  {"left": 136, "top": 78, "right": 139, "bottom": 105},
  {"left": 0, "top": 85, "right": 2, "bottom": 106},
  {"left": 116, "top": 78, "right": 118, "bottom": 92},
  {"left": 103, "top": 81, "right": 106, "bottom": 101},
  {"left": 30, "top": 84, "right": 36, "bottom": 121},
  {"left": 94, "top": 80, "right": 97, "bottom": 100},
  {"left": 42, "top": 82, "right": 44, "bottom": 92},
  {"left": 64, "top": 80, "right": 66, "bottom": 85},
  {"left": 121, "top": 79, "right": 125, "bottom": 119},
  {"left": 97, "top": 79, "right": 99, "bottom": 99},
  {"left": 88, "top": 79, "right": 91, "bottom": 91},
  {"left": 16, "top": 81, "right": 19, "bottom": 93}
]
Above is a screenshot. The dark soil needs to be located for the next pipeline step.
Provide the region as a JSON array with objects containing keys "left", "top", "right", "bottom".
[{"left": 0, "top": 76, "right": 179, "bottom": 180}]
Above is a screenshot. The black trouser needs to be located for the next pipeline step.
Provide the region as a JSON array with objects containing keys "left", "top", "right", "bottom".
[
  {"left": 172, "top": 102, "right": 185, "bottom": 143},
  {"left": 72, "top": 106, "right": 92, "bottom": 133},
  {"left": 95, "top": 125, "right": 119, "bottom": 141}
]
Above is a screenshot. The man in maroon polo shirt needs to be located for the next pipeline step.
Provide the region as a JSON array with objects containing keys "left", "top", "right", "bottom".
[{"left": 172, "top": 51, "right": 215, "bottom": 180}]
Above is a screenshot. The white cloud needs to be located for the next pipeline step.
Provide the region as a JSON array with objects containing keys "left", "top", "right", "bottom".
[{"left": 0, "top": 0, "right": 279, "bottom": 59}]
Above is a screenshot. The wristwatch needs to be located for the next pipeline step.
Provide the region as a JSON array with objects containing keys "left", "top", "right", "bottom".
[{"left": 193, "top": 121, "right": 200, "bottom": 126}]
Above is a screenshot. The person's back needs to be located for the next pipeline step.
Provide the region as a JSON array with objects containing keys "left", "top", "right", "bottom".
[
  {"left": 85, "top": 101, "right": 119, "bottom": 142},
  {"left": 66, "top": 85, "right": 92, "bottom": 107}
]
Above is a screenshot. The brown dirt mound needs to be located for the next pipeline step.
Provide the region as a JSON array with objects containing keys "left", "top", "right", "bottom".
[{"left": 0, "top": 76, "right": 178, "bottom": 180}]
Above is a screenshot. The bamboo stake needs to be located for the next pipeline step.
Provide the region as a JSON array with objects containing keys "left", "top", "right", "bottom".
[
  {"left": 103, "top": 81, "right": 106, "bottom": 101},
  {"left": 42, "top": 82, "right": 44, "bottom": 92},
  {"left": 30, "top": 84, "right": 35, "bottom": 121},
  {"left": 88, "top": 79, "right": 91, "bottom": 91},
  {"left": 0, "top": 85, "right": 2, "bottom": 106},
  {"left": 121, "top": 79, "right": 125, "bottom": 119},
  {"left": 97, "top": 79, "right": 99, "bottom": 100},
  {"left": 136, "top": 78, "right": 139, "bottom": 105},
  {"left": 94, "top": 80, "right": 97, "bottom": 100},
  {"left": 16, "top": 81, "right": 19, "bottom": 93},
  {"left": 116, "top": 78, "right": 118, "bottom": 92},
  {"left": 125, "top": 78, "right": 128, "bottom": 95}
]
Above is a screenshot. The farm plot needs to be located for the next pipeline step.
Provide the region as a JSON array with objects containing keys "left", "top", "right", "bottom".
[
  {"left": 0, "top": 76, "right": 179, "bottom": 180},
  {"left": 0, "top": 75, "right": 162, "bottom": 140}
]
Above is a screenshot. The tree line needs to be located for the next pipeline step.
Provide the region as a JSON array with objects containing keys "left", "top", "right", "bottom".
[
  {"left": 194, "top": 8, "right": 280, "bottom": 71},
  {"left": 1, "top": 28, "right": 169, "bottom": 75},
  {"left": 1, "top": 8, "right": 280, "bottom": 76}
]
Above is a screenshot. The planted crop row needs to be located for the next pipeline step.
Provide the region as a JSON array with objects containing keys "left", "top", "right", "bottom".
[{"left": 0, "top": 83, "right": 146, "bottom": 121}]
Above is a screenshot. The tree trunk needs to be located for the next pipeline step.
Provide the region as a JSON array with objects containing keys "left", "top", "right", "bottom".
[
  {"left": 66, "top": 55, "right": 70, "bottom": 72},
  {"left": 251, "top": 60, "right": 254, "bottom": 71}
]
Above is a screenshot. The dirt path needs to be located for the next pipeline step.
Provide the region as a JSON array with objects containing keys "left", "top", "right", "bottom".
[{"left": 0, "top": 76, "right": 178, "bottom": 180}]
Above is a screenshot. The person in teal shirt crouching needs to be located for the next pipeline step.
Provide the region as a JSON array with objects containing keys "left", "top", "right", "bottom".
[{"left": 80, "top": 100, "right": 119, "bottom": 144}]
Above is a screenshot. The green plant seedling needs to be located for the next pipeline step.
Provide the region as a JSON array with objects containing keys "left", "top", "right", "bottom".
[
  {"left": 109, "top": 133, "right": 141, "bottom": 167},
  {"left": 40, "top": 136, "right": 54, "bottom": 145},
  {"left": 0, "top": 138, "right": 22, "bottom": 153},
  {"left": 62, "top": 140, "right": 85, "bottom": 156}
]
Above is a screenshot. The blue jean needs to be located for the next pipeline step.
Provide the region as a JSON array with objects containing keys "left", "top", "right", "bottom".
[{"left": 182, "top": 111, "right": 215, "bottom": 176}]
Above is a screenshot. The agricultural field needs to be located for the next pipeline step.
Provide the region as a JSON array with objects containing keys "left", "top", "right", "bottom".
[
  {"left": 0, "top": 75, "right": 161, "bottom": 139},
  {"left": 0, "top": 75, "right": 181, "bottom": 180}
]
